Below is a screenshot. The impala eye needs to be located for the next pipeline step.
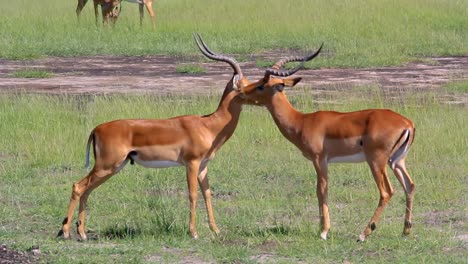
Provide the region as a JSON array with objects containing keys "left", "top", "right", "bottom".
[{"left": 256, "top": 85, "right": 264, "bottom": 91}]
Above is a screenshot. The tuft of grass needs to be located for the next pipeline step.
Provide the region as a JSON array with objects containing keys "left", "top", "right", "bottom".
[
  {"left": 255, "top": 59, "right": 274, "bottom": 68},
  {"left": 12, "top": 69, "right": 53, "bottom": 78},
  {"left": 443, "top": 80, "right": 468, "bottom": 93},
  {"left": 175, "top": 63, "right": 206, "bottom": 74}
]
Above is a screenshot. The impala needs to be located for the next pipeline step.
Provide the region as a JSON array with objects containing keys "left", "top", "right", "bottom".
[
  {"left": 58, "top": 34, "right": 248, "bottom": 240},
  {"left": 237, "top": 46, "right": 416, "bottom": 241},
  {"left": 76, "top": 0, "right": 156, "bottom": 29}
]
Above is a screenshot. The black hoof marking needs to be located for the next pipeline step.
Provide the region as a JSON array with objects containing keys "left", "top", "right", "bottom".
[
  {"left": 62, "top": 217, "right": 68, "bottom": 225},
  {"left": 76, "top": 220, "right": 82, "bottom": 228},
  {"left": 370, "top": 222, "right": 376, "bottom": 231},
  {"left": 57, "top": 230, "right": 64, "bottom": 237},
  {"left": 405, "top": 220, "right": 412, "bottom": 228}
]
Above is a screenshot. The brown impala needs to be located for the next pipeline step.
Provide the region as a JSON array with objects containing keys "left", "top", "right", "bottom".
[
  {"left": 76, "top": 0, "right": 156, "bottom": 29},
  {"left": 58, "top": 34, "right": 250, "bottom": 240},
  {"left": 234, "top": 45, "right": 415, "bottom": 241}
]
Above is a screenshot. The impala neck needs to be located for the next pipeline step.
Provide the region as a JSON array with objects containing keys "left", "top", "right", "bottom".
[
  {"left": 266, "top": 92, "right": 303, "bottom": 143},
  {"left": 205, "top": 84, "right": 243, "bottom": 143}
]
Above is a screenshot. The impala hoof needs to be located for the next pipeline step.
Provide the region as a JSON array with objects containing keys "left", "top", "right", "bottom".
[
  {"left": 76, "top": 232, "right": 87, "bottom": 242},
  {"left": 191, "top": 233, "right": 199, "bottom": 240},
  {"left": 357, "top": 234, "right": 366, "bottom": 242},
  {"left": 57, "top": 229, "right": 70, "bottom": 240},
  {"left": 403, "top": 221, "right": 412, "bottom": 235},
  {"left": 320, "top": 231, "right": 328, "bottom": 240},
  {"left": 212, "top": 228, "right": 221, "bottom": 236}
]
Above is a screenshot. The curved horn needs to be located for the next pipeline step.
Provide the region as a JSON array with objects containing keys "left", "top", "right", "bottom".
[
  {"left": 193, "top": 33, "right": 243, "bottom": 78},
  {"left": 265, "top": 43, "right": 323, "bottom": 78}
]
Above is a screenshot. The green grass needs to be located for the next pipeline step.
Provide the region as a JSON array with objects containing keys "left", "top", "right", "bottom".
[
  {"left": 443, "top": 80, "right": 468, "bottom": 93},
  {"left": 12, "top": 69, "right": 53, "bottom": 78},
  {"left": 175, "top": 63, "right": 206, "bottom": 74},
  {"left": 0, "top": 0, "right": 467, "bottom": 66},
  {"left": 0, "top": 89, "right": 466, "bottom": 263},
  {"left": 255, "top": 59, "right": 274, "bottom": 68}
]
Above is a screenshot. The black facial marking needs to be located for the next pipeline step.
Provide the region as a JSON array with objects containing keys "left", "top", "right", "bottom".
[
  {"left": 370, "top": 222, "right": 376, "bottom": 231},
  {"left": 359, "top": 140, "right": 363, "bottom": 146},
  {"left": 62, "top": 217, "right": 68, "bottom": 225},
  {"left": 256, "top": 85, "right": 264, "bottom": 91}
]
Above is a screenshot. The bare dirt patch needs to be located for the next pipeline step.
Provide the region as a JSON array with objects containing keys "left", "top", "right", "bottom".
[
  {"left": 0, "top": 244, "right": 40, "bottom": 264},
  {"left": 144, "top": 246, "right": 212, "bottom": 264},
  {"left": 0, "top": 55, "right": 466, "bottom": 103}
]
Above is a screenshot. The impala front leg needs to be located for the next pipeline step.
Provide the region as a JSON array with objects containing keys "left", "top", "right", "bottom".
[
  {"left": 186, "top": 161, "right": 201, "bottom": 239},
  {"left": 198, "top": 165, "right": 220, "bottom": 235},
  {"left": 143, "top": 0, "right": 156, "bottom": 30},
  {"left": 313, "top": 157, "right": 330, "bottom": 240}
]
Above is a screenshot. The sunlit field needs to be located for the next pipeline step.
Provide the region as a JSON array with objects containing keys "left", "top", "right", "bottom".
[
  {"left": 0, "top": 0, "right": 467, "bottom": 263},
  {"left": 0, "top": 0, "right": 467, "bottom": 67},
  {"left": 0, "top": 88, "right": 466, "bottom": 263}
]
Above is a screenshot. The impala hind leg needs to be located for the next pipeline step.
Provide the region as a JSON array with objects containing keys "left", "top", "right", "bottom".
[
  {"left": 93, "top": 0, "right": 101, "bottom": 25},
  {"left": 197, "top": 165, "right": 220, "bottom": 235},
  {"left": 359, "top": 156, "right": 394, "bottom": 241},
  {"left": 313, "top": 158, "right": 330, "bottom": 240},
  {"left": 76, "top": 0, "right": 89, "bottom": 18},
  {"left": 391, "top": 157, "right": 415, "bottom": 236},
  {"left": 59, "top": 158, "right": 129, "bottom": 240},
  {"left": 58, "top": 173, "right": 92, "bottom": 239}
]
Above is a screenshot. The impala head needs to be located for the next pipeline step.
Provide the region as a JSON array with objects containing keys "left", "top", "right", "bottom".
[
  {"left": 194, "top": 33, "right": 322, "bottom": 104},
  {"left": 239, "top": 44, "right": 323, "bottom": 105}
]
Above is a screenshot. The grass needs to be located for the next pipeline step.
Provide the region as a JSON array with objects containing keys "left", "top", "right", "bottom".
[
  {"left": 0, "top": 0, "right": 467, "bottom": 67},
  {"left": 443, "top": 80, "right": 468, "bottom": 93},
  {"left": 175, "top": 63, "right": 206, "bottom": 74},
  {"left": 12, "top": 69, "right": 53, "bottom": 78},
  {"left": 0, "top": 88, "right": 466, "bottom": 263}
]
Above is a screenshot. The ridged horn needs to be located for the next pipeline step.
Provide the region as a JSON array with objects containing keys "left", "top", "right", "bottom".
[
  {"left": 265, "top": 43, "right": 323, "bottom": 78},
  {"left": 193, "top": 33, "right": 243, "bottom": 78}
]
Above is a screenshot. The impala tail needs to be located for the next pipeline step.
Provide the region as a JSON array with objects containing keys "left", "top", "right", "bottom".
[
  {"left": 84, "top": 132, "right": 95, "bottom": 169},
  {"left": 388, "top": 128, "right": 413, "bottom": 169}
]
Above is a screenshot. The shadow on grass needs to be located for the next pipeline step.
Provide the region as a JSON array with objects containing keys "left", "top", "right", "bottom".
[
  {"left": 100, "top": 218, "right": 188, "bottom": 240},
  {"left": 238, "top": 224, "right": 298, "bottom": 238},
  {"left": 102, "top": 223, "right": 142, "bottom": 239}
]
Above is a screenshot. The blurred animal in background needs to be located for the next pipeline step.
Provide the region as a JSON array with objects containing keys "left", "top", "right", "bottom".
[{"left": 76, "top": 0, "right": 156, "bottom": 29}]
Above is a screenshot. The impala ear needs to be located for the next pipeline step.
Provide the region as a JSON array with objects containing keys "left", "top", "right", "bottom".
[{"left": 283, "top": 77, "right": 302, "bottom": 87}]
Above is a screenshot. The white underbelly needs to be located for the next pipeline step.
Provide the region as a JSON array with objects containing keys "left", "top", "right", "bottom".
[
  {"left": 328, "top": 152, "right": 366, "bottom": 163},
  {"left": 132, "top": 156, "right": 183, "bottom": 168}
]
